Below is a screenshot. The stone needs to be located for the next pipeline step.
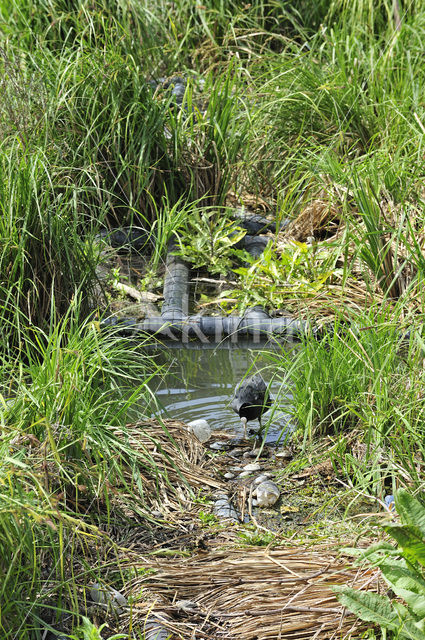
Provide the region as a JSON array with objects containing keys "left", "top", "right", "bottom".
[
  {"left": 187, "top": 419, "right": 212, "bottom": 443},
  {"left": 228, "top": 448, "right": 244, "bottom": 457},
  {"left": 224, "top": 472, "right": 235, "bottom": 480},
  {"left": 213, "top": 497, "right": 238, "bottom": 521},
  {"left": 243, "top": 462, "right": 262, "bottom": 472},
  {"left": 213, "top": 491, "right": 228, "bottom": 499},
  {"left": 276, "top": 449, "right": 292, "bottom": 459},
  {"left": 145, "top": 616, "right": 170, "bottom": 640},
  {"left": 238, "top": 471, "right": 252, "bottom": 478},
  {"left": 214, "top": 497, "right": 229, "bottom": 506},
  {"left": 209, "top": 441, "right": 229, "bottom": 450},
  {"left": 254, "top": 474, "right": 268, "bottom": 485},
  {"left": 243, "top": 451, "right": 257, "bottom": 459},
  {"left": 176, "top": 599, "right": 199, "bottom": 612},
  {"left": 90, "top": 582, "right": 127, "bottom": 615},
  {"left": 253, "top": 481, "right": 280, "bottom": 507}
]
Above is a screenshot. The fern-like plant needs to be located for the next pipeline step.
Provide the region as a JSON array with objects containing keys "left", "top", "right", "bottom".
[{"left": 334, "top": 489, "right": 425, "bottom": 640}]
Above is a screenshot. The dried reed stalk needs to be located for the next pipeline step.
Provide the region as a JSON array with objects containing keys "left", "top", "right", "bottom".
[
  {"left": 124, "top": 544, "right": 380, "bottom": 639},
  {"left": 111, "top": 419, "right": 224, "bottom": 516}
]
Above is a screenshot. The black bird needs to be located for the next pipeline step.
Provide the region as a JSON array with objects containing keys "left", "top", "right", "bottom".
[{"left": 231, "top": 374, "right": 273, "bottom": 438}]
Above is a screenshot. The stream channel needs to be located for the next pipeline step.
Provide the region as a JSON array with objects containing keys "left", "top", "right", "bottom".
[{"left": 149, "top": 339, "right": 297, "bottom": 445}]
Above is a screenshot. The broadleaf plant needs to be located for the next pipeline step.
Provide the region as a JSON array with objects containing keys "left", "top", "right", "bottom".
[
  {"left": 334, "top": 490, "right": 425, "bottom": 639},
  {"left": 174, "top": 208, "right": 246, "bottom": 275},
  {"left": 229, "top": 240, "right": 341, "bottom": 311}
]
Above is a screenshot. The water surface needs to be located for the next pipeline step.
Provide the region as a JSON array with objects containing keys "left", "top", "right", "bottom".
[{"left": 149, "top": 341, "right": 296, "bottom": 444}]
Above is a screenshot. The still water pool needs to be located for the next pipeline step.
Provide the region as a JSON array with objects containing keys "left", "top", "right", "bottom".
[{"left": 149, "top": 341, "right": 296, "bottom": 444}]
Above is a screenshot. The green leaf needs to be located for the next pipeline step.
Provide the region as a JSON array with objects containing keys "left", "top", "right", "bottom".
[
  {"left": 384, "top": 524, "right": 425, "bottom": 568},
  {"left": 379, "top": 560, "right": 425, "bottom": 618},
  {"left": 391, "top": 605, "right": 425, "bottom": 640},
  {"left": 396, "top": 490, "right": 425, "bottom": 538},
  {"left": 335, "top": 587, "right": 425, "bottom": 639},
  {"left": 336, "top": 492, "right": 425, "bottom": 640},
  {"left": 340, "top": 542, "right": 395, "bottom": 560},
  {"left": 333, "top": 586, "right": 400, "bottom": 630},
  {"left": 359, "top": 544, "right": 404, "bottom": 567}
]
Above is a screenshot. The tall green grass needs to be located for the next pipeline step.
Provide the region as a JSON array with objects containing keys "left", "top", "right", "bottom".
[
  {"left": 35, "top": 45, "right": 182, "bottom": 224},
  {"left": 0, "top": 148, "right": 102, "bottom": 350},
  {"left": 247, "top": 3, "right": 425, "bottom": 201},
  {"left": 267, "top": 304, "right": 425, "bottom": 496},
  {"left": 2, "top": 0, "right": 425, "bottom": 635},
  {"left": 169, "top": 64, "right": 250, "bottom": 205},
  {"left": 0, "top": 305, "right": 164, "bottom": 637}
]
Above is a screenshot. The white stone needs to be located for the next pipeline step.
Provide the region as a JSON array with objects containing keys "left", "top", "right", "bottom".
[
  {"left": 276, "top": 449, "right": 292, "bottom": 459},
  {"left": 224, "top": 472, "right": 235, "bottom": 480},
  {"left": 187, "top": 419, "right": 212, "bottom": 443},
  {"left": 253, "top": 481, "right": 280, "bottom": 507},
  {"left": 238, "top": 471, "right": 252, "bottom": 478},
  {"left": 254, "top": 474, "right": 268, "bottom": 485},
  {"left": 243, "top": 462, "right": 262, "bottom": 472}
]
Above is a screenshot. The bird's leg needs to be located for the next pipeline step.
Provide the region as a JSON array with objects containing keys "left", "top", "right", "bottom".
[
  {"left": 241, "top": 417, "right": 248, "bottom": 440},
  {"left": 251, "top": 416, "right": 262, "bottom": 452}
]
